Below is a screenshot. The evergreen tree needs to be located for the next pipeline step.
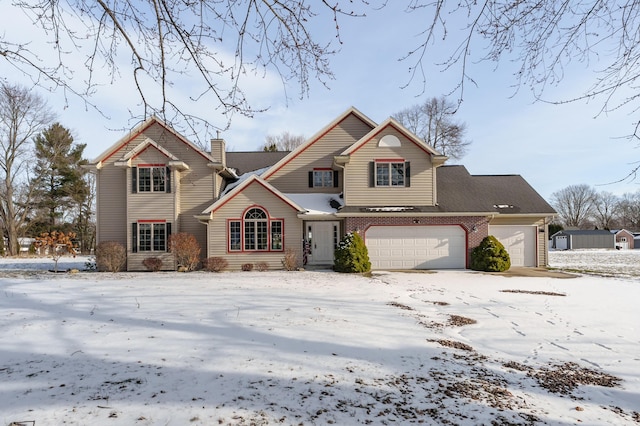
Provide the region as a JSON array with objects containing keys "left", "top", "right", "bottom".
[{"left": 30, "top": 123, "right": 89, "bottom": 234}]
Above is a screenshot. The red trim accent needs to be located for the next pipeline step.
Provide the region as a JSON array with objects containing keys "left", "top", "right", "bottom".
[
  {"left": 101, "top": 119, "right": 213, "bottom": 163},
  {"left": 313, "top": 167, "right": 333, "bottom": 171},
  {"left": 211, "top": 178, "right": 300, "bottom": 214},
  {"left": 263, "top": 111, "right": 372, "bottom": 180},
  {"left": 137, "top": 219, "right": 167, "bottom": 223},
  {"left": 375, "top": 158, "right": 405, "bottom": 163},
  {"left": 226, "top": 207, "right": 286, "bottom": 253},
  {"left": 138, "top": 163, "right": 167, "bottom": 167}
]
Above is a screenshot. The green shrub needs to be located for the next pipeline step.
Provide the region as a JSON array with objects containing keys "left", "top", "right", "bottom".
[
  {"left": 470, "top": 235, "right": 511, "bottom": 272},
  {"left": 334, "top": 232, "right": 371, "bottom": 273}
]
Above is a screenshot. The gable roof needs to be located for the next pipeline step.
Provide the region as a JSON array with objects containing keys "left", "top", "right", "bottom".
[
  {"left": 341, "top": 117, "right": 445, "bottom": 158},
  {"left": 89, "top": 116, "right": 217, "bottom": 168},
  {"left": 202, "top": 174, "right": 304, "bottom": 215},
  {"left": 554, "top": 229, "right": 615, "bottom": 236},
  {"left": 262, "top": 107, "right": 377, "bottom": 180}
]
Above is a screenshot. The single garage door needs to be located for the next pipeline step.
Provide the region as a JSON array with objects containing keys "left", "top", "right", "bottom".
[
  {"left": 365, "top": 225, "right": 466, "bottom": 270},
  {"left": 489, "top": 225, "right": 537, "bottom": 267}
]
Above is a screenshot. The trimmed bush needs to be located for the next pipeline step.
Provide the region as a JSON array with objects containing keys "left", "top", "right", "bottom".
[
  {"left": 96, "top": 241, "right": 126, "bottom": 272},
  {"left": 169, "top": 232, "right": 201, "bottom": 271},
  {"left": 203, "top": 257, "right": 228, "bottom": 272},
  {"left": 142, "top": 257, "right": 163, "bottom": 272},
  {"left": 281, "top": 248, "right": 299, "bottom": 271},
  {"left": 334, "top": 232, "right": 371, "bottom": 273},
  {"left": 242, "top": 263, "right": 254, "bottom": 271},
  {"left": 470, "top": 235, "right": 511, "bottom": 272}
]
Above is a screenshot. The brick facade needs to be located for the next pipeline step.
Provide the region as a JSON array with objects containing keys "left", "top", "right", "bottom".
[{"left": 344, "top": 215, "right": 489, "bottom": 267}]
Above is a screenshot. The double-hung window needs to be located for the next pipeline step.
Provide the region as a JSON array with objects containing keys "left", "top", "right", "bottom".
[
  {"left": 228, "top": 207, "right": 284, "bottom": 252},
  {"left": 133, "top": 221, "right": 170, "bottom": 252},
  {"left": 313, "top": 169, "right": 333, "bottom": 187},
  {"left": 133, "top": 165, "right": 170, "bottom": 193},
  {"left": 375, "top": 161, "right": 405, "bottom": 187}
]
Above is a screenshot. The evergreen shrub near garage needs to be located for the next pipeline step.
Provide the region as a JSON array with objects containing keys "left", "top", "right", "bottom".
[
  {"left": 470, "top": 235, "right": 511, "bottom": 272},
  {"left": 334, "top": 232, "right": 371, "bottom": 273}
]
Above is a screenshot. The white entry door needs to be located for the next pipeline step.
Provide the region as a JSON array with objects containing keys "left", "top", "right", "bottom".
[{"left": 308, "top": 221, "right": 339, "bottom": 264}]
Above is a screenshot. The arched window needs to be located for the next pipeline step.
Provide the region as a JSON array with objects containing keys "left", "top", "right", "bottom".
[
  {"left": 228, "top": 207, "right": 284, "bottom": 252},
  {"left": 244, "top": 208, "right": 268, "bottom": 250}
]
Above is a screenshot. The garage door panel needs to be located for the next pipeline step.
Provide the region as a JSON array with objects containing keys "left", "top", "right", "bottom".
[
  {"left": 490, "top": 225, "right": 536, "bottom": 267},
  {"left": 366, "top": 225, "right": 466, "bottom": 270}
]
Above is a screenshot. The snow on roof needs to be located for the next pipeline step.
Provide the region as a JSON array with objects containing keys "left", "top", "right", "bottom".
[
  {"left": 284, "top": 193, "right": 343, "bottom": 215},
  {"left": 222, "top": 166, "right": 271, "bottom": 196}
]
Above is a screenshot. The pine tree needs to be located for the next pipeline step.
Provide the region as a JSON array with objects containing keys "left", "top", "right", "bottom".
[{"left": 30, "top": 123, "right": 89, "bottom": 235}]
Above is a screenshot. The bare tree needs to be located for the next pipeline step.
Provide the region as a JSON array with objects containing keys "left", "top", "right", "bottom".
[
  {"left": 393, "top": 97, "right": 471, "bottom": 160},
  {"left": 2, "top": 1, "right": 367, "bottom": 143},
  {"left": 617, "top": 191, "right": 640, "bottom": 230},
  {"left": 0, "top": 83, "right": 54, "bottom": 255},
  {"left": 550, "top": 184, "right": 597, "bottom": 229},
  {"left": 592, "top": 191, "right": 620, "bottom": 230},
  {"left": 401, "top": 1, "right": 640, "bottom": 175},
  {"left": 262, "top": 131, "right": 306, "bottom": 152}
]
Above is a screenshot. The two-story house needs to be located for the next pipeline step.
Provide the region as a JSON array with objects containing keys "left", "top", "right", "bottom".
[{"left": 88, "top": 107, "right": 556, "bottom": 271}]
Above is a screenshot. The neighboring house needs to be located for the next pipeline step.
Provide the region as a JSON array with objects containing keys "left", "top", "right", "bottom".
[
  {"left": 612, "top": 229, "right": 635, "bottom": 249},
  {"left": 551, "top": 230, "right": 616, "bottom": 250},
  {"left": 88, "top": 107, "right": 556, "bottom": 271}
]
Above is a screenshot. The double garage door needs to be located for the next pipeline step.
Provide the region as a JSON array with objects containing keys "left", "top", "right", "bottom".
[
  {"left": 365, "top": 224, "right": 537, "bottom": 270},
  {"left": 366, "top": 226, "right": 466, "bottom": 270}
]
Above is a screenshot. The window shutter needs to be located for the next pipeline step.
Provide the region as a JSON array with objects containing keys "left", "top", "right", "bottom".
[
  {"left": 308, "top": 171, "right": 313, "bottom": 188},
  {"left": 333, "top": 170, "right": 339, "bottom": 187},
  {"left": 369, "top": 162, "right": 375, "bottom": 187},
  {"left": 405, "top": 162, "right": 411, "bottom": 187},
  {"left": 132, "top": 167, "right": 137, "bottom": 193},
  {"left": 166, "top": 222, "right": 172, "bottom": 252},
  {"left": 132, "top": 223, "right": 138, "bottom": 253},
  {"left": 166, "top": 167, "right": 171, "bottom": 193}
]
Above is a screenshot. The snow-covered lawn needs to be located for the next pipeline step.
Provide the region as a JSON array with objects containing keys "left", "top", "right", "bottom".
[
  {"left": 549, "top": 248, "right": 640, "bottom": 278},
  {"left": 1, "top": 253, "right": 639, "bottom": 425}
]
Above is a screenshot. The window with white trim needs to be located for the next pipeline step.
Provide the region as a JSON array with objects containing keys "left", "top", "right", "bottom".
[
  {"left": 133, "top": 166, "right": 171, "bottom": 193},
  {"left": 133, "top": 222, "right": 170, "bottom": 252},
  {"left": 376, "top": 161, "right": 405, "bottom": 187},
  {"left": 313, "top": 170, "right": 333, "bottom": 187}
]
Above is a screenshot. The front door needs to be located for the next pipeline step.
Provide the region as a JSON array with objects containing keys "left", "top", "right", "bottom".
[{"left": 308, "top": 221, "right": 339, "bottom": 264}]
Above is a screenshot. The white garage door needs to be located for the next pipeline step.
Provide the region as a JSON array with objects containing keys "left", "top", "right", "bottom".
[
  {"left": 490, "top": 225, "right": 537, "bottom": 267},
  {"left": 365, "top": 226, "right": 466, "bottom": 270}
]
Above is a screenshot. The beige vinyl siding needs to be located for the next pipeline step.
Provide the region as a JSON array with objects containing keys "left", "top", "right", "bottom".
[
  {"left": 127, "top": 252, "right": 175, "bottom": 272},
  {"left": 208, "top": 181, "right": 303, "bottom": 270},
  {"left": 96, "top": 166, "right": 127, "bottom": 245},
  {"left": 97, "top": 122, "right": 216, "bottom": 269},
  {"left": 489, "top": 216, "right": 548, "bottom": 267},
  {"left": 344, "top": 128, "right": 435, "bottom": 206},
  {"left": 266, "top": 113, "right": 373, "bottom": 193}
]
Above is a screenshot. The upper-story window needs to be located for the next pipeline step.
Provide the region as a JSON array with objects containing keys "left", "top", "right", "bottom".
[
  {"left": 309, "top": 169, "right": 338, "bottom": 188},
  {"left": 133, "top": 165, "right": 171, "bottom": 193},
  {"left": 376, "top": 161, "right": 405, "bottom": 187},
  {"left": 313, "top": 169, "right": 333, "bottom": 187}
]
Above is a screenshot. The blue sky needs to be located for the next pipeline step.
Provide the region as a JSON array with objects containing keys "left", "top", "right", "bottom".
[{"left": 2, "top": 2, "right": 639, "bottom": 201}]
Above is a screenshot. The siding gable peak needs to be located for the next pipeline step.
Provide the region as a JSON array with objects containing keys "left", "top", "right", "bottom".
[
  {"left": 261, "top": 107, "right": 377, "bottom": 180},
  {"left": 341, "top": 118, "right": 447, "bottom": 163},
  {"left": 202, "top": 174, "right": 305, "bottom": 216}
]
